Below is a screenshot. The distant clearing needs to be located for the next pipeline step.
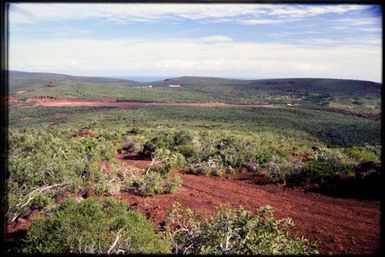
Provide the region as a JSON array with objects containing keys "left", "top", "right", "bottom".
[{"left": 26, "top": 97, "right": 283, "bottom": 109}]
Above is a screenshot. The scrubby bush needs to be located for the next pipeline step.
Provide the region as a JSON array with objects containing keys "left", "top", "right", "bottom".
[
  {"left": 142, "top": 129, "right": 195, "bottom": 159},
  {"left": 173, "top": 130, "right": 194, "bottom": 146},
  {"left": 153, "top": 148, "right": 187, "bottom": 169},
  {"left": 20, "top": 198, "right": 170, "bottom": 254},
  {"left": 8, "top": 128, "right": 119, "bottom": 221},
  {"left": 344, "top": 145, "right": 381, "bottom": 162},
  {"left": 131, "top": 172, "right": 182, "bottom": 197},
  {"left": 187, "top": 162, "right": 210, "bottom": 175},
  {"left": 165, "top": 203, "right": 318, "bottom": 255},
  {"left": 300, "top": 150, "right": 355, "bottom": 179}
]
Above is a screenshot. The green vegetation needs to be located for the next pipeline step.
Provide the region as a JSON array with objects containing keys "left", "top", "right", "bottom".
[
  {"left": 10, "top": 105, "right": 380, "bottom": 147},
  {"left": 165, "top": 203, "right": 318, "bottom": 255},
  {"left": 20, "top": 198, "right": 170, "bottom": 254}
]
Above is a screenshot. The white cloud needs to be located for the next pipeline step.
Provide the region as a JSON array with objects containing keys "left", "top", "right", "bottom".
[
  {"left": 334, "top": 17, "right": 381, "bottom": 26},
  {"left": 238, "top": 19, "right": 284, "bottom": 25},
  {"left": 268, "top": 5, "right": 364, "bottom": 18},
  {"left": 199, "top": 35, "right": 233, "bottom": 43},
  {"left": 9, "top": 3, "right": 370, "bottom": 25},
  {"left": 9, "top": 36, "right": 382, "bottom": 82}
]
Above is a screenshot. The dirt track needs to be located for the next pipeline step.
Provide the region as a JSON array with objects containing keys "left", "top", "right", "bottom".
[
  {"left": 118, "top": 155, "right": 381, "bottom": 255},
  {"left": 26, "top": 96, "right": 282, "bottom": 109}
]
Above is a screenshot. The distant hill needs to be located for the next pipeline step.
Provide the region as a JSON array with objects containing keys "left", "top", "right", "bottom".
[
  {"left": 8, "top": 71, "right": 381, "bottom": 114},
  {"left": 9, "top": 71, "right": 142, "bottom": 83},
  {"left": 152, "top": 76, "right": 381, "bottom": 98},
  {"left": 8, "top": 71, "right": 142, "bottom": 91}
]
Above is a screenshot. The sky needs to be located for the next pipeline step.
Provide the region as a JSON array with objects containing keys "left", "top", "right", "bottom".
[{"left": 8, "top": 3, "right": 382, "bottom": 82}]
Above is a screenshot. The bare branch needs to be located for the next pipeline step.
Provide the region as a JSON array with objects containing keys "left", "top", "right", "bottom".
[
  {"left": 59, "top": 147, "right": 68, "bottom": 159},
  {"left": 107, "top": 226, "right": 126, "bottom": 254},
  {"left": 145, "top": 157, "right": 169, "bottom": 174},
  {"left": 11, "top": 182, "right": 68, "bottom": 222}
]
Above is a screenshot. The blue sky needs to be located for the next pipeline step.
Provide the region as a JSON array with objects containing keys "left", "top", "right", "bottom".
[{"left": 9, "top": 4, "right": 382, "bottom": 82}]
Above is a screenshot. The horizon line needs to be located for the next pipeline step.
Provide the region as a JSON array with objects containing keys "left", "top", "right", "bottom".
[{"left": 8, "top": 70, "right": 382, "bottom": 84}]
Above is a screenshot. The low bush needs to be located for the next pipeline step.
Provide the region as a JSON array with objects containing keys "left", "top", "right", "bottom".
[
  {"left": 131, "top": 172, "right": 182, "bottom": 197},
  {"left": 165, "top": 203, "right": 319, "bottom": 255},
  {"left": 300, "top": 150, "right": 355, "bottom": 179},
  {"left": 20, "top": 198, "right": 170, "bottom": 254}
]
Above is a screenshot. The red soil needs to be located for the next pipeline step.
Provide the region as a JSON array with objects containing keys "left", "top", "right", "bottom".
[
  {"left": 9, "top": 96, "right": 379, "bottom": 120},
  {"left": 5, "top": 95, "right": 22, "bottom": 104},
  {"left": 118, "top": 155, "right": 381, "bottom": 255},
  {"left": 25, "top": 96, "right": 282, "bottom": 109},
  {"left": 75, "top": 129, "right": 100, "bottom": 138}
]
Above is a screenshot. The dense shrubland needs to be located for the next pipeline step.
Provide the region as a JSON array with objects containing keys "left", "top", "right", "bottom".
[
  {"left": 10, "top": 105, "right": 380, "bottom": 148},
  {"left": 8, "top": 120, "right": 381, "bottom": 223},
  {"left": 135, "top": 127, "right": 381, "bottom": 189},
  {"left": 7, "top": 127, "right": 182, "bottom": 222}
]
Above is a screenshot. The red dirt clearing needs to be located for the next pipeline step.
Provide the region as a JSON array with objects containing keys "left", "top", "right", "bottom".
[
  {"left": 119, "top": 155, "right": 381, "bottom": 255},
  {"left": 26, "top": 96, "right": 282, "bottom": 109}
]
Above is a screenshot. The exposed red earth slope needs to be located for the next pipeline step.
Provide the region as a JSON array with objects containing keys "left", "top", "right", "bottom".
[
  {"left": 26, "top": 96, "right": 281, "bottom": 109},
  {"left": 7, "top": 152, "right": 380, "bottom": 255},
  {"left": 116, "top": 154, "right": 381, "bottom": 255}
]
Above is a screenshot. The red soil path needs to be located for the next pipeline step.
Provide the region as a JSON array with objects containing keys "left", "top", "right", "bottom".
[{"left": 118, "top": 155, "right": 381, "bottom": 255}]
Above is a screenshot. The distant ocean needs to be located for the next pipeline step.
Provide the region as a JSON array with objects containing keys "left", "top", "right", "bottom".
[{"left": 112, "top": 76, "right": 169, "bottom": 82}]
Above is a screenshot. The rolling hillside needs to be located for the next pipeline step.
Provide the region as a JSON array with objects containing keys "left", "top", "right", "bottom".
[{"left": 8, "top": 71, "right": 381, "bottom": 113}]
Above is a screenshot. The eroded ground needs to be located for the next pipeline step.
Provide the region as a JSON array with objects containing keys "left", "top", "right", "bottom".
[{"left": 114, "top": 155, "right": 381, "bottom": 255}]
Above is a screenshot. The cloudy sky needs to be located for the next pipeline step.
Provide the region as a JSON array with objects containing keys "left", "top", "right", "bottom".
[{"left": 8, "top": 3, "right": 382, "bottom": 82}]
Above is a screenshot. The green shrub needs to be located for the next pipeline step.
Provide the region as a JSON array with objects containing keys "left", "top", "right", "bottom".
[
  {"left": 344, "top": 146, "right": 381, "bottom": 162},
  {"left": 301, "top": 151, "right": 354, "bottom": 179},
  {"left": 165, "top": 203, "right": 318, "bottom": 255},
  {"left": 186, "top": 162, "right": 210, "bottom": 175},
  {"left": 153, "top": 148, "right": 187, "bottom": 169},
  {"left": 173, "top": 130, "right": 194, "bottom": 146},
  {"left": 30, "top": 195, "right": 55, "bottom": 210},
  {"left": 8, "top": 128, "right": 118, "bottom": 221},
  {"left": 20, "top": 198, "right": 170, "bottom": 254},
  {"left": 131, "top": 172, "right": 182, "bottom": 197}
]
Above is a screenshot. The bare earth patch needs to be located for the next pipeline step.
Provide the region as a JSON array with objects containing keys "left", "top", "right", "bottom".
[
  {"left": 26, "top": 97, "right": 283, "bottom": 109},
  {"left": 117, "top": 154, "right": 380, "bottom": 255}
]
